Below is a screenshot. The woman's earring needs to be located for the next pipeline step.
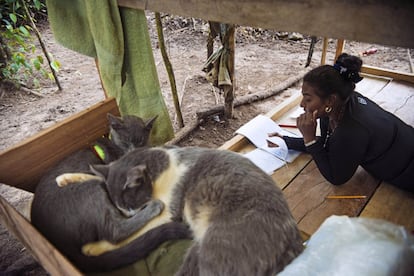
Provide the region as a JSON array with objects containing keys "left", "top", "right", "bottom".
[{"left": 325, "top": 106, "right": 333, "bottom": 113}]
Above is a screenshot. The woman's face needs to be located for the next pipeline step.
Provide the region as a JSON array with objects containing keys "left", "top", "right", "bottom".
[{"left": 300, "top": 82, "right": 328, "bottom": 118}]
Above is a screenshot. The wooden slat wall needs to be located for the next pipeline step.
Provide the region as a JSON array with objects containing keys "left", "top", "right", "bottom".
[
  {"left": 118, "top": 0, "right": 414, "bottom": 49},
  {"left": 0, "top": 98, "right": 120, "bottom": 193}
]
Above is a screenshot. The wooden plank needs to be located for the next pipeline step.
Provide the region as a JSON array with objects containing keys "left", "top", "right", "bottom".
[
  {"left": 320, "top": 38, "right": 328, "bottom": 65},
  {"left": 0, "top": 195, "right": 82, "bottom": 276},
  {"left": 271, "top": 154, "right": 312, "bottom": 190},
  {"left": 0, "top": 98, "right": 120, "bottom": 193},
  {"left": 361, "top": 65, "right": 414, "bottom": 84},
  {"left": 118, "top": 0, "right": 414, "bottom": 49},
  {"left": 283, "top": 162, "right": 380, "bottom": 235},
  {"left": 359, "top": 183, "right": 414, "bottom": 231}
]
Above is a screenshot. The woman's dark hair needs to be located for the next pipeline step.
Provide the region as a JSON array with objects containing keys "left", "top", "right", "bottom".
[{"left": 303, "top": 53, "right": 363, "bottom": 101}]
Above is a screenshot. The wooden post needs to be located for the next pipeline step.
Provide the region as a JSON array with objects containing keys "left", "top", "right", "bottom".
[
  {"left": 335, "top": 39, "right": 346, "bottom": 61},
  {"left": 223, "top": 25, "right": 235, "bottom": 119},
  {"left": 320, "top": 38, "right": 328, "bottom": 65}
]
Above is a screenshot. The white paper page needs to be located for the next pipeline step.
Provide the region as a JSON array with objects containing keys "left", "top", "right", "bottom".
[
  {"left": 236, "top": 115, "right": 283, "bottom": 149},
  {"left": 235, "top": 114, "right": 301, "bottom": 162},
  {"left": 264, "top": 136, "right": 288, "bottom": 161},
  {"left": 243, "top": 148, "right": 286, "bottom": 174}
]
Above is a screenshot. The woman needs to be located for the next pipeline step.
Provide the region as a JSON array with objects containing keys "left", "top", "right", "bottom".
[{"left": 271, "top": 53, "right": 414, "bottom": 192}]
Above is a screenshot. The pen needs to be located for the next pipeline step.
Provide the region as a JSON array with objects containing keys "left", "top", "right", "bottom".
[
  {"left": 326, "top": 195, "right": 367, "bottom": 199},
  {"left": 279, "top": 124, "right": 297, "bottom": 128}
]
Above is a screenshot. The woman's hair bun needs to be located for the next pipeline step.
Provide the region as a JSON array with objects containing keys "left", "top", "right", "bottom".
[{"left": 333, "top": 53, "right": 363, "bottom": 83}]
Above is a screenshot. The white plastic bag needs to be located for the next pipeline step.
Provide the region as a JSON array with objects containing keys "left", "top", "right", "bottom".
[{"left": 279, "top": 215, "right": 414, "bottom": 276}]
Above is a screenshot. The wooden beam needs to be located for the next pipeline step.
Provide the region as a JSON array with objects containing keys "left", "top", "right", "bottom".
[
  {"left": 334, "top": 39, "right": 345, "bottom": 61},
  {"left": 118, "top": 0, "right": 414, "bottom": 49},
  {"left": 361, "top": 65, "right": 414, "bottom": 84},
  {"left": 0, "top": 98, "right": 120, "bottom": 193}
]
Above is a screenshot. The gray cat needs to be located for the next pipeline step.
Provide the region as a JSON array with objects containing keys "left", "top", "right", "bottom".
[
  {"left": 30, "top": 114, "right": 191, "bottom": 272},
  {"left": 86, "top": 146, "right": 304, "bottom": 275}
]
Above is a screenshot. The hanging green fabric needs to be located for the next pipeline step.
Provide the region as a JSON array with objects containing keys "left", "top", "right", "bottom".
[{"left": 46, "top": 0, "right": 174, "bottom": 145}]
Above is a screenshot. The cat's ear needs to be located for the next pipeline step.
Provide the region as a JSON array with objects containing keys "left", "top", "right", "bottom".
[
  {"left": 145, "top": 115, "right": 158, "bottom": 130},
  {"left": 124, "top": 164, "right": 151, "bottom": 189},
  {"left": 89, "top": 164, "right": 109, "bottom": 180},
  {"left": 107, "top": 113, "right": 123, "bottom": 129}
]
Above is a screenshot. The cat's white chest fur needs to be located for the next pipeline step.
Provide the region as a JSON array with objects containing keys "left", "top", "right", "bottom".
[{"left": 131, "top": 149, "right": 188, "bottom": 234}]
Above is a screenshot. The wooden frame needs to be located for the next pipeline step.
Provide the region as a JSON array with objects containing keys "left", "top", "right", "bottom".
[
  {"left": 118, "top": 0, "right": 414, "bottom": 49},
  {"left": 0, "top": 98, "right": 120, "bottom": 193},
  {"left": 331, "top": 39, "right": 414, "bottom": 84}
]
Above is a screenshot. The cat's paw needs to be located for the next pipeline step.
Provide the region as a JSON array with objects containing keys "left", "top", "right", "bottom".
[{"left": 82, "top": 240, "right": 117, "bottom": 256}]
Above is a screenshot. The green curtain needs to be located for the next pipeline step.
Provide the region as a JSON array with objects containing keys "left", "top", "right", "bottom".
[{"left": 46, "top": 0, "right": 174, "bottom": 145}]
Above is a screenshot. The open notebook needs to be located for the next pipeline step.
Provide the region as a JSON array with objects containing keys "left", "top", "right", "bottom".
[{"left": 235, "top": 114, "right": 301, "bottom": 174}]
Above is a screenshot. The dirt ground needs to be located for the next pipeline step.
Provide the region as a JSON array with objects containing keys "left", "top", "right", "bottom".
[{"left": 0, "top": 13, "right": 413, "bottom": 275}]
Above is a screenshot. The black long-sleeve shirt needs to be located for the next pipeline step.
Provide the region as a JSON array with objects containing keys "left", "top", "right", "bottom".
[{"left": 283, "top": 92, "right": 414, "bottom": 193}]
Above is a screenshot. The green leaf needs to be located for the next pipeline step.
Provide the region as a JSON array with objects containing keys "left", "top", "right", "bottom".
[
  {"left": 9, "top": 13, "right": 17, "bottom": 24},
  {"left": 34, "top": 0, "right": 42, "bottom": 10},
  {"left": 50, "top": 60, "right": 61, "bottom": 72},
  {"left": 48, "top": 72, "right": 55, "bottom": 81},
  {"left": 37, "top": 55, "right": 44, "bottom": 64},
  {"left": 19, "top": 25, "right": 30, "bottom": 36},
  {"left": 33, "top": 59, "right": 41, "bottom": 70}
]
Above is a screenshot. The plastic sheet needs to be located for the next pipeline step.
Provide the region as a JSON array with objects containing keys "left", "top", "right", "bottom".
[{"left": 279, "top": 215, "right": 414, "bottom": 276}]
